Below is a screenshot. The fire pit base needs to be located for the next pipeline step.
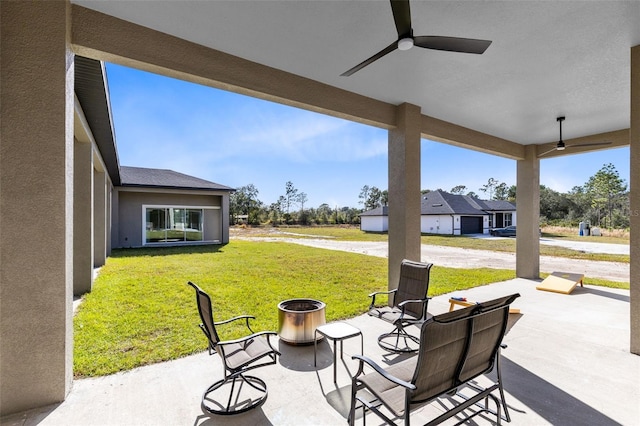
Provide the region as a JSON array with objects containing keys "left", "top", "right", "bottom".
[{"left": 278, "top": 299, "right": 326, "bottom": 345}]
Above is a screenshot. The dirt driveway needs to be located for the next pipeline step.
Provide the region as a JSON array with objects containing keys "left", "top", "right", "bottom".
[{"left": 232, "top": 231, "right": 629, "bottom": 283}]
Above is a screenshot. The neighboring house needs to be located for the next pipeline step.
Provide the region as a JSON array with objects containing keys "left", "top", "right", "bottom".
[
  {"left": 115, "top": 166, "right": 233, "bottom": 248},
  {"left": 360, "top": 190, "right": 516, "bottom": 235}
]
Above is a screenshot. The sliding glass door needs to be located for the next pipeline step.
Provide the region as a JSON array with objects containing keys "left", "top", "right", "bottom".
[{"left": 145, "top": 207, "right": 204, "bottom": 244}]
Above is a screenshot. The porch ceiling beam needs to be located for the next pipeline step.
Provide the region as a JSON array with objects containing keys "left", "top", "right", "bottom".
[{"left": 421, "top": 115, "right": 524, "bottom": 160}]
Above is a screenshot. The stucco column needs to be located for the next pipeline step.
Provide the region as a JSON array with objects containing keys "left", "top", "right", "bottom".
[
  {"left": 74, "top": 139, "right": 94, "bottom": 295},
  {"left": 0, "top": 1, "right": 74, "bottom": 415},
  {"left": 630, "top": 45, "right": 640, "bottom": 355},
  {"left": 93, "top": 169, "right": 107, "bottom": 267},
  {"left": 388, "top": 103, "right": 422, "bottom": 290},
  {"left": 516, "top": 145, "right": 540, "bottom": 279}
]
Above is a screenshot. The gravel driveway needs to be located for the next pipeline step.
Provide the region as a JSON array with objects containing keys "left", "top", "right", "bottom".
[{"left": 235, "top": 235, "right": 629, "bottom": 283}]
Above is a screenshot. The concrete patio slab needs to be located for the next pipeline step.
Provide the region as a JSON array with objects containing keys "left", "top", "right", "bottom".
[{"left": 2, "top": 279, "right": 637, "bottom": 426}]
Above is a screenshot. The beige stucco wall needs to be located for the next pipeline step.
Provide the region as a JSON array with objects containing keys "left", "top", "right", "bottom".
[
  {"left": 0, "top": 1, "right": 74, "bottom": 415},
  {"left": 93, "top": 169, "right": 107, "bottom": 267},
  {"left": 516, "top": 145, "right": 541, "bottom": 279},
  {"left": 116, "top": 189, "right": 226, "bottom": 248},
  {"left": 73, "top": 139, "right": 94, "bottom": 295},
  {"left": 388, "top": 104, "right": 422, "bottom": 289}
]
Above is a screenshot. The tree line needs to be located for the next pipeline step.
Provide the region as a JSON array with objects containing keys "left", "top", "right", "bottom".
[
  {"left": 230, "top": 163, "right": 629, "bottom": 230},
  {"left": 229, "top": 181, "right": 362, "bottom": 225}
]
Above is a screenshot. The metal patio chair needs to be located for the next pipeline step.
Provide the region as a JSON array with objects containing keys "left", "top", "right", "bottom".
[
  {"left": 350, "top": 293, "right": 520, "bottom": 426},
  {"left": 368, "top": 259, "right": 433, "bottom": 353},
  {"left": 187, "top": 281, "right": 280, "bottom": 415}
]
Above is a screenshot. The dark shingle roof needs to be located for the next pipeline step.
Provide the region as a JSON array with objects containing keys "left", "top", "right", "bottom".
[
  {"left": 360, "top": 206, "right": 387, "bottom": 216},
  {"left": 362, "top": 190, "right": 515, "bottom": 216},
  {"left": 481, "top": 199, "right": 517, "bottom": 211},
  {"left": 120, "top": 166, "right": 233, "bottom": 191}
]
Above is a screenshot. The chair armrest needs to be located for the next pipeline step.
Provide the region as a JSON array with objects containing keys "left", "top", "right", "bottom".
[
  {"left": 368, "top": 289, "right": 395, "bottom": 298},
  {"left": 218, "top": 330, "right": 279, "bottom": 348},
  {"left": 215, "top": 315, "right": 257, "bottom": 334},
  {"left": 352, "top": 355, "right": 416, "bottom": 390},
  {"left": 214, "top": 314, "right": 255, "bottom": 326},
  {"left": 397, "top": 297, "right": 430, "bottom": 308},
  {"left": 368, "top": 289, "right": 397, "bottom": 309}
]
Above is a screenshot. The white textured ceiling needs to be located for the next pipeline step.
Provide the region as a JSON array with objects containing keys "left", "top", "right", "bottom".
[{"left": 72, "top": 0, "right": 640, "bottom": 146}]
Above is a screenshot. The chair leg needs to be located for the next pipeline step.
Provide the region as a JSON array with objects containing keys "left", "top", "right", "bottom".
[
  {"left": 201, "top": 374, "right": 269, "bottom": 415},
  {"left": 377, "top": 325, "right": 420, "bottom": 353},
  {"left": 348, "top": 387, "right": 357, "bottom": 426},
  {"left": 496, "top": 352, "right": 511, "bottom": 422}
]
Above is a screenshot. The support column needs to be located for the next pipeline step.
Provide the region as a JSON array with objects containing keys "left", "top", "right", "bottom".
[
  {"left": 0, "top": 1, "right": 74, "bottom": 415},
  {"left": 516, "top": 145, "right": 540, "bottom": 279},
  {"left": 388, "top": 103, "right": 422, "bottom": 290},
  {"left": 221, "top": 194, "right": 230, "bottom": 244},
  {"left": 74, "top": 140, "right": 94, "bottom": 295},
  {"left": 630, "top": 45, "right": 640, "bottom": 355},
  {"left": 93, "top": 169, "right": 107, "bottom": 267}
]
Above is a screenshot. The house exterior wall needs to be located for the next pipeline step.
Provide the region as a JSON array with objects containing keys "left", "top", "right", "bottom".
[
  {"left": 420, "top": 215, "right": 454, "bottom": 234},
  {"left": 115, "top": 189, "right": 227, "bottom": 248},
  {"left": 365, "top": 212, "right": 514, "bottom": 235},
  {"left": 361, "top": 215, "right": 387, "bottom": 232}
]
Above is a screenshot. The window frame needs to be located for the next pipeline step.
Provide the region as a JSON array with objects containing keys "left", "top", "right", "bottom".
[{"left": 142, "top": 204, "right": 221, "bottom": 246}]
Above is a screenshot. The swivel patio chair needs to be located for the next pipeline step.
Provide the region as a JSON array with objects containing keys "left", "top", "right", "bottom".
[
  {"left": 350, "top": 293, "right": 520, "bottom": 426},
  {"left": 368, "top": 259, "right": 433, "bottom": 353},
  {"left": 187, "top": 281, "right": 280, "bottom": 415}
]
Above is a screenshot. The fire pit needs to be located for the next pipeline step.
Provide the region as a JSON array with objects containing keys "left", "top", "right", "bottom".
[{"left": 277, "top": 299, "right": 326, "bottom": 345}]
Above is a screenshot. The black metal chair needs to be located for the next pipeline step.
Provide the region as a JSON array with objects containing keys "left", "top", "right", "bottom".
[
  {"left": 350, "top": 293, "right": 520, "bottom": 426},
  {"left": 368, "top": 259, "right": 433, "bottom": 353},
  {"left": 187, "top": 281, "right": 280, "bottom": 415}
]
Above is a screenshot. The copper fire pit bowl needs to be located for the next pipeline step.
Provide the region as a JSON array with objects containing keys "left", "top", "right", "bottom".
[{"left": 277, "top": 299, "right": 326, "bottom": 345}]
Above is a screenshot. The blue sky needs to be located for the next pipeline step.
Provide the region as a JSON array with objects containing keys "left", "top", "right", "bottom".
[{"left": 106, "top": 63, "right": 630, "bottom": 209}]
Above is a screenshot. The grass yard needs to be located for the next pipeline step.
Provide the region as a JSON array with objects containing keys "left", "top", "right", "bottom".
[{"left": 74, "top": 241, "right": 516, "bottom": 377}]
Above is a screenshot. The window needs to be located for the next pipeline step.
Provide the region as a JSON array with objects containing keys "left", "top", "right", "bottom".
[
  {"left": 145, "top": 207, "right": 204, "bottom": 244},
  {"left": 504, "top": 213, "right": 513, "bottom": 227}
]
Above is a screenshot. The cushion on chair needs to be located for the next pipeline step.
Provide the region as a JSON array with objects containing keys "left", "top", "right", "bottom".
[
  {"left": 221, "top": 337, "right": 275, "bottom": 371},
  {"left": 368, "top": 306, "right": 418, "bottom": 324},
  {"left": 359, "top": 357, "right": 418, "bottom": 417}
]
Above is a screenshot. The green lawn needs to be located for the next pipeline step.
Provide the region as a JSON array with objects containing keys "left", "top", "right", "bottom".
[
  {"left": 74, "top": 241, "right": 516, "bottom": 377},
  {"left": 75, "top": 236, "right": 629, "bottom": 378}
]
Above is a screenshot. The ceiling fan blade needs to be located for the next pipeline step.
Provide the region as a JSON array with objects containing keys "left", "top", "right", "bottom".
[
  {"left": 341, "top": 41, "right": 398, "bottom": 77},
  {"left": 567, "top": 141, "right": 612, "bottom": 148},
  {"left": 390, "top": 0, "right": 412, "bottom": 38},
  {"left": 538, "top": 141, "right": 613, "bottom": 158},
  {"left": 414, "top": 36, "right": 492, "bottom": 54},
  {"left": 537, "top": 147, "right": 558, "bottom": 158}
]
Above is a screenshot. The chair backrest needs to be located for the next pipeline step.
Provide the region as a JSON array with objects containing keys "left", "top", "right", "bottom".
[
  {"left": 395, "top": 260, "right": 433, "bottom": 319},
  {"left": 187, "top": 281, "right": 220, "bottom": 348},
  {"left": 410, "top": 293, "right": 520, "bottom": 403}
]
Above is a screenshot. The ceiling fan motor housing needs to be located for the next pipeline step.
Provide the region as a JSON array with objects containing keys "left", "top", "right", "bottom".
[{"left": 557, "top": 116, "right": 565, "bottom": 149}]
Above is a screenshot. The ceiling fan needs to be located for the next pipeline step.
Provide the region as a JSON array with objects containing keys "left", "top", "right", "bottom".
[
  {"left": 341, "top": 0, "right": 492, "bottom": 77},
  {"left": 537, "top": 116, "right": 612, "bottom": 157}
]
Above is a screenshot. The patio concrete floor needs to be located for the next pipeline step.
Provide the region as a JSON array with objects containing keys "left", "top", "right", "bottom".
[{"left": 3, "top": 278, "right": 638, "bottom": 426}]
